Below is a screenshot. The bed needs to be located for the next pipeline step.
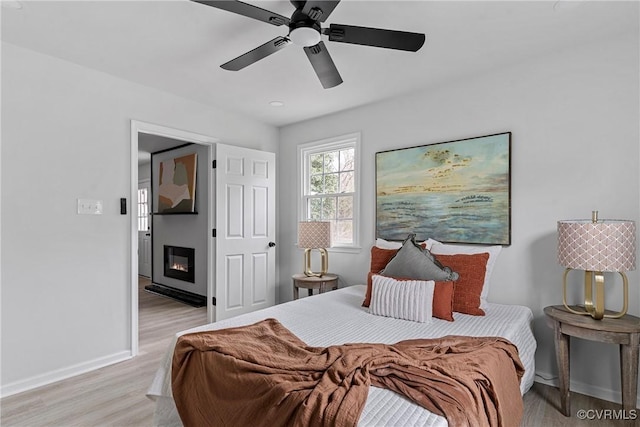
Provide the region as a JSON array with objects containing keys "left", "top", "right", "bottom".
[{"left": 147, "top": 284, "right": 536, "bottom": 427}]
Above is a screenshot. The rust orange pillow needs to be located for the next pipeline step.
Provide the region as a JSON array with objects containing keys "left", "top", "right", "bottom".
[
  {"left": 434, "top": 252, "right": 489, "bottom": 316},
  {"left": 363, "top": 273, "right": 454, "bottom": 321},
  {"left": 432, "top": 280, "right": 454, "bottom": 321},
  {"left": 370, "top": 246, "right": 399, "bottom": 273},
  {"left": 365, "top": 247, "right": 399, "bottom": 309},
  {"left": 363, "top": 271, "right": 377, "bottom": 307}
]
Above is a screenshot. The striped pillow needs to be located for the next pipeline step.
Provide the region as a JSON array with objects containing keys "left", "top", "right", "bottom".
[{"left": 370, "top": 275, "right": 434, "bottom": 323}]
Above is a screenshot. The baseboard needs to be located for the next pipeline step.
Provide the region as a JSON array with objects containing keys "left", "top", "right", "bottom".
[
  {"left": 535, "top": 369, "right": 640, "bottom": 409},
  {"left": 0, "top": 350, "right": 132, "bottom": 398}
]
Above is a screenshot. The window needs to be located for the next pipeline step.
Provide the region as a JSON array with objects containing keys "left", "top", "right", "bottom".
[
  {"left": 299, "top": 133, "right": 360, "bottom": 250},
  {"left": 137, "top": 187, "right": 149, "bottom": 232}
]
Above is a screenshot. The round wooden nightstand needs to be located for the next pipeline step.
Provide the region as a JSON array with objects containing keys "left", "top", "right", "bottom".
[
  {"left": 544, "top": 305, "right": 640, "bottom": 416},
  {"left": 292, "top": 273, "right": 338, "bottom": 300}
]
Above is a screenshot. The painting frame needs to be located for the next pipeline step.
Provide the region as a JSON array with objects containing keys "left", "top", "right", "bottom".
[
  {"left": 157, "top": 152, "right": 198, "bottom": 214},
  {"left": 375, "top": 132, "right": 511, "bottom": 245}
]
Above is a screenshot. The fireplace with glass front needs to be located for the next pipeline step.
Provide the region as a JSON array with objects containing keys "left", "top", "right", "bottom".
[{"left": 164, "top": 245, "right": 195, "bottom": 283}]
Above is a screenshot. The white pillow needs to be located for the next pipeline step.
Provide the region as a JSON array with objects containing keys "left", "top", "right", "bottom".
[
  {"left": 370, "top": 275, "right": 434, "bottom": 323},
  {"left": 427, "top": 239, "right": 502, "bottom": 309},
  {"left": 375, "top": 237, "right": 433, "bottom": 250},
  {"left": 375, "top": 238, "right": 402, "bottom": 249}
]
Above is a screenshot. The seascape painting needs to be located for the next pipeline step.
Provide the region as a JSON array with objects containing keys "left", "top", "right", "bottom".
[
  {"left": 376, "top": 133, "right": 511, "bottom": 245},
  {"left": 158, "top": 153, "right": 198, "bottom": 213}
]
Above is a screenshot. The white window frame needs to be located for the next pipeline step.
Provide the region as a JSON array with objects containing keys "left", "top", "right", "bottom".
[
  {"left": 137, "top": 186, "right": 150, "bottom": 232},
  {"left": 297, "top": 132, "right": 361, "bottom": 253}
]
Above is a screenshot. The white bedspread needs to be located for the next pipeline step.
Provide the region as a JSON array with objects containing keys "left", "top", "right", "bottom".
[{"left": 147, "top": 285, "right": 536, "bottom": 427}]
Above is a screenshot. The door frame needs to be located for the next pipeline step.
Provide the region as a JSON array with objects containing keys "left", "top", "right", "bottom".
[{"left": 130, "top": 120, "right": 218, "bottom": 356}]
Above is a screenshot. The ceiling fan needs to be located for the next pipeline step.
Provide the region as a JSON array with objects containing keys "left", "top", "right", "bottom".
[{"left": 191, "top": 0, "right": 426, "bottom": 89}]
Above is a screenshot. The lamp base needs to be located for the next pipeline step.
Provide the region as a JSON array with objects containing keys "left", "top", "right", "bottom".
[
  {"left": 303, "top": 248, "right": 328, "bottom": 277},
  {"left": 562, "top": 269, "right": 629, "bottom": 320}
]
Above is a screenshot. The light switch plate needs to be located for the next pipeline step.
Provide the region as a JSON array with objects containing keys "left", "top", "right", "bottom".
[{"left": 77, "top": 198, "right": 103, "bottom": 215}]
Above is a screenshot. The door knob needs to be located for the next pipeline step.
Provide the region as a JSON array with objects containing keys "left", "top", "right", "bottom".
[{"left": 268, "top": 242, "right": 276, "bottom": 247}]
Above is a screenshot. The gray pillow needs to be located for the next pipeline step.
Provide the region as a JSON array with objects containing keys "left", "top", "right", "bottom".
[{"left": 381, "top": 234, "right": 459, "bottom": 282}]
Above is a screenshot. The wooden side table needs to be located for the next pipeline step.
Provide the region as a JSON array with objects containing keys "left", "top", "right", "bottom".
[
  {"left": 544, "top": 305, "right": 640, "bottom": 415},
  {"left": 292, "top": 273, "right": 338, "bottom": 300}
]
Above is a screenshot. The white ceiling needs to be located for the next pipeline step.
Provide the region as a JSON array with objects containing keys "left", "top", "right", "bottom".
[{"left": 2, "top": 1, "right": 637, "bottom": 127}]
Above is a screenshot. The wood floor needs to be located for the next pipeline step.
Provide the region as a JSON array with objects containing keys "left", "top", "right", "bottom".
[{"left": 1, "top": 279, "right": 636, "bottom": 426}]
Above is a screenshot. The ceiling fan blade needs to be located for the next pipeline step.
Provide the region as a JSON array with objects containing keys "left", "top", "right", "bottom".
[
  {"left": 304, "top": 42, "right": 343, "bottom": 89},
  {"left": 221, "top": 37, "right": 292, "bottom": 71},
  {"left": 326, "top": 24, "right": 425, "bottom": 52},
  {"left": 191, "top": 0, "right": 290, "bottom": 27},
  {"left": 300, "top": 1, "right": 340, "bottom": 22}
]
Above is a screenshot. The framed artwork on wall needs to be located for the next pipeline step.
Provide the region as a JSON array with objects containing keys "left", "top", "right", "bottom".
[
  {"left": 375, "top": 132, "right": 511, "bottom": 245},
  {"left": 157, "top": 152, "right": 198, "bottom": 213}
]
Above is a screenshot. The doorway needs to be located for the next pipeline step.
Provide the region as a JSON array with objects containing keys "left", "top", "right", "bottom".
[{"left": 130, "top": 121, "right": 218, "bottom": 356}]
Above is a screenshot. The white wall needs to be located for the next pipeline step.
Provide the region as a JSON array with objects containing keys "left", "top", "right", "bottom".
[
  {"left": 0, "top": 42, "right": 278, "bottom": 395},
  {"left": 138, "top": 162, "right": 151, "bottom": 182},
  {"left": 278, "top": 31, "right": 639, "bottom": 404}
]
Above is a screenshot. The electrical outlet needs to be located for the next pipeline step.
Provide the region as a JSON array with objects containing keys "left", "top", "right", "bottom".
[{"left": 77, "top": 198, "right": 103, "bottom": 215}]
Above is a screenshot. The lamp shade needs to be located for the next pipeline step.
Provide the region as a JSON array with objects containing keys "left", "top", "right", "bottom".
[
  {"left": 298, "top": 221, "right": 331, "bottom": 249},
  {"left": 557, "top": 219, "right": 636, "bottom": 272}
]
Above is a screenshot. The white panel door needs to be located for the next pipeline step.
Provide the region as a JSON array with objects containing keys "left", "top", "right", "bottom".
[
  {"left": 215, "top": 144, "right": 276, "bottom": 321},
  {"left": 137, "top": 180, "right": 152, "bottom": 278}
]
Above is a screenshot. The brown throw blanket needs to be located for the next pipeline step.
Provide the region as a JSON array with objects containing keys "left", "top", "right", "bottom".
[{"left": 172, "top": 318, "right": 524, "bottom": 427}]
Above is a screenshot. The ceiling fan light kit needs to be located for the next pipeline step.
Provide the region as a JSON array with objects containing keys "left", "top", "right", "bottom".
[
  {"left": 290, "top": 26, "right": 321, "bottom": 47},
  {"left": 192, "top": 0, "right": 426, "bottom": 89}
]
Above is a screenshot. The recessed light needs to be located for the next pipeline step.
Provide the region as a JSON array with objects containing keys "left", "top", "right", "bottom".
[
  {"left": 269, "top": 101, "right": 285, "bottom": 107},
  {"left": 1, "top": 0, "right": 23, "bottom": 9}
]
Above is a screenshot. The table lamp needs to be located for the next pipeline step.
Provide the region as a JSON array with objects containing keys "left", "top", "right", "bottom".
[
  {"left": 557, "top": 211, "right": 636, "bottom": 320},
  {"left": 298, "top": 221, "right": 331, "bottom": 277}
]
